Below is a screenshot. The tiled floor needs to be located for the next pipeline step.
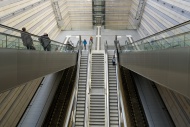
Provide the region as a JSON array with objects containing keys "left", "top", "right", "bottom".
[{"left": 55, "top": 27, "right": 140, "bottom": 50}]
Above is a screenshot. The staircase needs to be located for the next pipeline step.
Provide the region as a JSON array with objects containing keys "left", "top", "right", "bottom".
[
  {"left": 75, "top": 52, "right": 88, "bottom": 127},
  {"left": 108, "top": 52, "right": 119, "bottom": 126},
  {"left": 89, "top": 52, "right": 106, "bottom": 126}
]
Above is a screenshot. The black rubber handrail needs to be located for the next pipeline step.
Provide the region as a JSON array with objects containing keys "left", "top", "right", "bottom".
[
  {"left": 0, "top": 32, "right": 21, "bottom": 39},
  {"left": 0, "top": 24, "right": 66, "bottom": 46},
  {"left": 125, "top": 30, "right": 190, "bottom": 49},
  {"left": 134, "top": 20, "right": 190, "bottom": 43},
  {"left": 0, "top": 31, "right": 80, "bottom": 49}
]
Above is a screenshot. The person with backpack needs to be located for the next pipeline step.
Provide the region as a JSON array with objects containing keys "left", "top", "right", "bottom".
[
  {"left": 83, "top": 39, "right": 87, "bottom": 50},
  {"left": 39, "top": 33, "right": 51, "bottom": 51},
  {"left": 21, "top": 27, "right": 34, "bottom": 50}
]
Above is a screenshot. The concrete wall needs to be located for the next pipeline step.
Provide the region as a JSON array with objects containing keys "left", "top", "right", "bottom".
[
  {"left": 105, "top": 0, "right": 137, "bottom": 29},
  {"left": 157, "top": 84, "right": 190, "bottom": 127},
  {"left": 128, "top": 0, "right": 144, "bottom": 29},
  {"left": 0, "top": 77, "right": 43, "bottom": 127},
  {"left": 0, "top": 0, "right": 60, "bottom": 39},
  {"left": 58, "top": 0, "right": 93, "bottom": 30},
  {"left": 138, "top": 0, "right": 190, "bottom": 38}
]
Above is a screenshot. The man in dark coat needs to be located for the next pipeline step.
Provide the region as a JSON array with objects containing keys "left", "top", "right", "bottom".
[
  {"left": 39, "top": 33, "right": 51, "bottom": 51},
  {"left": 21, "top": 27, "right": 33, "bottom": 50}
]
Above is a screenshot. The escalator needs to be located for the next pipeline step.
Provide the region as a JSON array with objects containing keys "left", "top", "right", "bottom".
[
  {"left": 0, "top": 24, "right": 78, "bottom": 93},
  {"left": 0, "top": 24, "right": 79, "bottom": 127},
  {"left": 118, "top": 20, "right": 190, "bottom": 100},
  {"left": 107, "top": 52, "right": 119, "bottom": 126},
  {"left": 120, "top": 66, "right": 148, "bottom": 127},
  {"left": 43, "top": 65, "right": 77, "bottom": 126},
  {"left": 75, "top": 52, "right": 88, "bottom": 126}
]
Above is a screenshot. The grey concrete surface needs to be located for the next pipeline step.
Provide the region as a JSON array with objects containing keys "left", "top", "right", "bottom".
[{"left": 55, "top": 27, "right": 140, "bottom": 50}]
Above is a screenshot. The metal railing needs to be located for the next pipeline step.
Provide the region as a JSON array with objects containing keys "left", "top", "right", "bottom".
[
  {"left": 120, "top": 20, "right": 190, "bottom": 51},
  {"left": 104, "top": 41, "right": 110, "bottom": 127},
  {"left": 0, "top": 24, "right": 78, "bottom": 52},
  {"left": 65, "top": 48, "right": 81, "bottom": 127},
  {"left": 115, "top": 51, "right": 127, "bottom": 127},
  {"left": 85, "top": 50, "right": 91, "bottom": 127}
]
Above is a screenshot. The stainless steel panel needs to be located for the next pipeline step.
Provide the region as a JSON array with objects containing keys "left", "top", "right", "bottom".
[
  {"left": 0, "top": 49, "right": 77, "bottom": 93},
  {"left": 120, "top": 47, "right": 190, "bottom": 99},
  {"left": 0, "top": 49, "right": 17, "bottom": 92}
]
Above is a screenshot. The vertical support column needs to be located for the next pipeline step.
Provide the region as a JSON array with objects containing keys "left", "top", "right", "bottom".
[
  {"left": 114, "top": 35, "right": 118, "bottom": 50},
  {"left": 134, "top": 0, "right": 147, "bottom": 27},
  {"left": 79, "top": 35, "right": 82, "bottom": 54},
  {"left": 51, "top": 0, "right": 64, "bottom": 29},
  {"left": 114, "top": 35, "right": 120, "bottom": 62},
  {"left": 79, "top": 35, "right": 81, "bottom": 46}
]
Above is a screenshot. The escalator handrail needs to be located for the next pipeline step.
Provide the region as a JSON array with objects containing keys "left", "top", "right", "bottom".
[
  {"left": 134, "top": 20, "right": 190, "bottom": 43},
  {"left": 0, "top": 31, "right": 79, "bottom": 51},
  {"left": 85, "top": 50, "right": 91, "bottom": 127},
  {"left": 122, "top": 31, "right": 190, "bottom": 51},
  {"left": 0, "top": 24, "right": 76, "bottom": 48},
  {"left": 64, "top": 51, "right": 81, "bottom": 127},
  {"left": 104, "top": 42, "right": 110, "bottom": 126},
  {"left": 120, "top": 20, "right": 190, "bottom": 49},
  {"left": 115, "top": 51, "right": 127, "bottom": 127}
]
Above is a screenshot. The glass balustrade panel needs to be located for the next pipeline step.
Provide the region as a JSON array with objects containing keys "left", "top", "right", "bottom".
[
  {"left": 0, "top": 34, "right": 6, "bottom": 48},
  {"left": 184, "top": 32, "right": 190, "bottom": 46},
  {"left": 0, "top": 28, "right": 78, "bottom": 53},
  {"left": 6, "top": 36, "right": 19, "bottom": 49}
]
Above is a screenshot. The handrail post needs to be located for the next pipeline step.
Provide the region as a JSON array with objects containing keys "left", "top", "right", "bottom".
[
  {"left": 6, "top": 35, "right": 7, "bottom": 48},
  {"left": 79, "top": 35, "right": 82, "bottom": 54},
  {"left": 79, "top": 35, "right": 81, "bottom": 45},
  {"left": 114, "top": 35, "right": 118, "bottom": 51},
  {"left": 115, "top": 35, "right": 117, "bottom": 41},
  {"left": 18, "top": 38, "right": 19, "bottom": 49},
  {"left": 184, "top": 34, "right": 185, "bottom": 47}
]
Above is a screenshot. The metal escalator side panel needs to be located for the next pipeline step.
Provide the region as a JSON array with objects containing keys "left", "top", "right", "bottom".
[{"left": 0, "top": 49, "right": 77, "bottom": 93}]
